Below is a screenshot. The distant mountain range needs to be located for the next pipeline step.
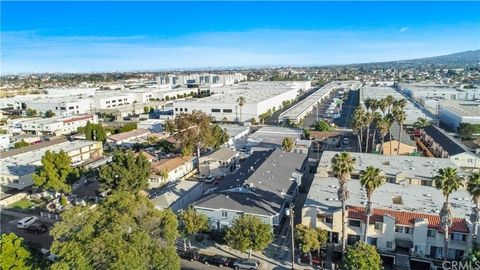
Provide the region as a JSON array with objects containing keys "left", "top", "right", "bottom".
[{"left": 336, "top": 49, "right": 480, "bottom": 69}]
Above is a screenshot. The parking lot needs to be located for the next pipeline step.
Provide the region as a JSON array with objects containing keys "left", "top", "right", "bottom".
[
  {"left": 1, "top": 212, "right": 53, "bottom": 249},
  {"left": 302, "top": 89, "right": 344, "bottom": 128}
]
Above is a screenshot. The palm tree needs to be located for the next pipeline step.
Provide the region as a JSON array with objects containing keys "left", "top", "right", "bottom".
[
  {"left": 363, "top": 112, "right": 373, "bottom": 153},
  {"left": 236, "top": 96, "right": 246, "bottom": 123},
  {"left": 413, "top": 117, "right": 430, "bottom": 130},
  {"left": 331, "top": 152, "right": 356, "bottom": 253},
  {"left": 360, "top": 166, "right": 385, "bottom": 242},
  {"left": 385, "top": 95, "right": 394, "bottom": 113},
  {"left": 378, "top": 98, "right": 389, "bottom": 116},
  {"left": 467, "top": 172, "right": 480, "bottom": 243},
  {"left": 371, "top": 112, "right": 382, "bottom": 153},
  {"left": 377, "top": 117, "right": 391, "bottom": 155},
  {"left": 352, "top": 107, "right": 365, "bottom": 153},
  {"left": 393, "top": 108, "right": 406, "bottom": 155},
  {"left": 364, "top": 98, "right": 373, "bottom": 112},
  {"left": 370, "top": 99, "right": 379, "bottom": 113},
  {"left": 385, "top": 113, "right": 394, "bottom": 155},
  {"left": 434, "top": 167, "right": 464, "bottom": 260}
]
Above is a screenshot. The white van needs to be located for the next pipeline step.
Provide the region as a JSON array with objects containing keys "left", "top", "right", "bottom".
[{"left": 16, "top": 216, "right": 38, "bottom": 229}]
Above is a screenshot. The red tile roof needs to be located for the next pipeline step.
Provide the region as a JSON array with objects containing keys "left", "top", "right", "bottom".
[
  {"left": 348, "top": 206, "right": 469, "bottom": 233},
  {"left": 62, "top": 114, "right": 93, "bottom": 124}
]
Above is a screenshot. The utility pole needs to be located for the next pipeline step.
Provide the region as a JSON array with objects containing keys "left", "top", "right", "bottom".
[{"left": 286, "top": 203, "right": 295, "bottom": 270}]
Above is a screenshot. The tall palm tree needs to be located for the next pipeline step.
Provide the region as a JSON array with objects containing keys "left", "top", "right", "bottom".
[
  {"left": 363, "top": 112, "right": 373, "bottom": 153},
  {"left": 331, "top": 152, "right": 356, "bottom": 253},
  {"left": 371, "top": 112, "right": 382, "bottom": 153},
  {"left": 393, "top": 108, "right": 406, "bottom": 155},
  {"left": 236, "top": 96, "right": 246, "bottom": 123},
  {"left": 378, "top": 98, "right": 389, "bottom": 116},
  {"left": 352, "top": 107, "right": 365, "bottom": 153},
  {"left": 467, "top": 172, "right": 480, "bottom": 243},
  {"left": 360, "top": 166, "right": 385, "bottom": 242},
  {"left": 385, "top": 95, "right": 394, "bottom": 113},
  {"left": 385, "top": 113, "right": 394, "bottom": 155},
  {"left": 364, "top": 98, "right": 373, "bottom": 112},
  {"left": 434, "top": 167, "right": 464, "bottom": 260},
  {"left": 377, "top": 117, "right": 391, "bottom": 155},
  {"left": 370, "top": 99, "right": 379, "bottom": 113}
]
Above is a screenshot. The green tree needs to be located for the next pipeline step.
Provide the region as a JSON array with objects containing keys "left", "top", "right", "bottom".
[
  {"left": 0, "top": 233, "right": 34, "bottom": 270},
  {"left": 26, "top": 108, "right": 37, "bottom": 117},
  {"left": 178, "top": 206, "right": 209, "bottom": 250},
  {"left": 99, "top": 150, "right": 150, "bottom": 194},
  {"left": 94, "top": 124, "right": 107, "bottom": 142},
  {"left": 14, "top": 139, "right": 30, "bottom": 149},
  {"left": 393, "top": 108, "right": 406, "bottom": 155},
  {"left": 50, "top": 192, "right": 180, "bottom": 270},
  {"left": 295, "top": 224, "right": 321, "bottom": 264},
  {"left": 282, "top": 137, "right": 294, "bottom": 152},
  {"left": 119, "top": 122, "right": 137, "bottom": 133},
  {"left": 363, "top": 112, "right": 373, "bottom": 153},
  {"left": 85, "top": 121, "right": 94, "bottom": 140},
  {"left": 209, "top": 125, "right": 229, "bottom": 149},
  {"left": 144, "top": 106, "right": 150, "bottom": 114},
  {"left": 360, "top": 166, "right": 385, "bottom": 242},
  {"left": 32, "top": 150, "right": 75, "bottom": 193},
  {"left": 314, "top": 120, "right": 331, "bottom": 131},
  {"left": 468, "top": 172, "right": 480, "bottom": 243},
  {"left": 331, "top": 152, "right": 356, "bottom": 252},
  {"left": 466, "top": 245, "right": 480, "bottom": 265},
  {"left": 342, "top": 242, "right": 382, "bottom": 270},
  {"left": 225, "top": 215, "right": 273, "bottom": 258},
  {"left": 45, "top": 110, "right": 56, "bottom": 118},
  {"left": 237, "top": 96, "right": 246, "bottom": 123},
  {"left": 303, "top": 128, "right": 311, "bottom": 139},
  {"left": 413, "top": 117, "right": 430, "bottom": 129},
  {"left": 458, "top": 123, "right": 478, "bottom": 140},
  {"left": 376, "top": 117, "right": 391, "bottom": 155},
  {"left": 434, "top": 167, "right": 464, "bottom": 260}
]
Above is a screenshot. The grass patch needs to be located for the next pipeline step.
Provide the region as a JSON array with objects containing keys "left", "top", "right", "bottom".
[{"left": 7, "top": 198, "right": 37, "bottom": 213}]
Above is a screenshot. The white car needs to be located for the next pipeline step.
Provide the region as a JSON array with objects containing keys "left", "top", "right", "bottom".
[
  {"left": 16, "top": 216, "right": 38, "bottom": 229},
  {"left": 233, "top": 259, "right": 260, "bottom": 270}
]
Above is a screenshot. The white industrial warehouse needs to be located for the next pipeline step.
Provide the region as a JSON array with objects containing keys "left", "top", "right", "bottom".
[{"left": 172, "top": 81, "right": 311, "bottom": 122}]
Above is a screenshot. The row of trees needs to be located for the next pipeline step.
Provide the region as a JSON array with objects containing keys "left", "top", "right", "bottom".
[
  {"left": 331, "top": 152, "right": 480, "bottom": 261},
  {"left": 84, "top": 121, "right": 107, "bottom": 142}
]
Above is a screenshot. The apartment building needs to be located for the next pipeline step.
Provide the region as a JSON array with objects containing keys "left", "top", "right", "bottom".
[
  {"left": 20, "top": 114, "right": 97, "bottom": 136},
  {"left": 302, "top": 176, "right": 473, "bottom": 269},
  {"left": 149, "top": 156, "right": 197, "bottom": 188}
]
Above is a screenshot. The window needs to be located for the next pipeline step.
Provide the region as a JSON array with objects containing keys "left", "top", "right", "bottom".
[
  {"left": 184, "top": 108, "right": 188, "bottom": 112},
  {"left": 348, "top": 219, "right": 361, "bottom": 227},
  {"left": 395, "top": 226, "right": 403, "bottom": 233},
  {"left": 374, "top": 222, "right": 383, "bottom": 231},
  {"left": 451, "top": 233, "right": 466, "bottom": 241},
  {"left": 347, "top": 235, "right": 361, "bottom": 245},
  {"left": 325, "top": 217, "right": 333, "bottom": 224},
  {"left": 221, "top": 211, "right": 228, "bottom": 217},
  {"left": 211, "top": 109, "right": 221, "bottom": 113},
  {"left": 223, "top": 109, "right": 233, "bottom": 113},
  {"left": 175, "top": 108, "right": 178, "bottom": 111},
  {"left": 404, "top": 227, "right": 414, "bottom": 234},
  {"left": 386, "top": 241, "right": 393, "bottom": 249},
  {"left": 180, "top": 108, "right": 183, "bottom": 112},
  {"left": 68, "top": 106, "right": 74, "bottom": 110},
  {"left": 427, "top": 229, "right": 436, "bottom": 238}
]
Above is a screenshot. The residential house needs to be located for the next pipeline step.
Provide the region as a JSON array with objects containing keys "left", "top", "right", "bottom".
[
  {"left": 378, "top": 122, "right": 417, "bottom": 155},
  {"left": 194, "top": 149, "right": 307, "bottom": 229},
  {"left": 149, "top": 156, "right": 197, "bottom": 188},
  {"left": 199, "top": 147, "right": 239, "bottom": 177}
]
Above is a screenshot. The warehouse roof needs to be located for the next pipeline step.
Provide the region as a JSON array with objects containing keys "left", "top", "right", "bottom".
[{"left": 440, "top": 100, "right": 480, "bottom": 117}]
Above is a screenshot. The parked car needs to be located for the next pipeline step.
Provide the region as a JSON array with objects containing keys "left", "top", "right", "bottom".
[
  {"left": 203, "top": 255, "right": 232, "bottom": 267},
  {"left": 24, "top": 223, "right": 49, "bottom": 235},
  {"left": 342, "top": 137, "right": 349, "bottom": 145},
  {"left": 179, "top": 249, "right": 200, "bottom": 262},
  {"left": 204, "top": 175, "right": 215, "bottom": 183},
  {"left": 233, "top": 258, "right": 260, "bottom": 270},
  {"left": 16, "top": 216, "right": 38, "bottom": 229}
]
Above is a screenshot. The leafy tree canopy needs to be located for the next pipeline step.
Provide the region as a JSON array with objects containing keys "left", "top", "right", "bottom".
[
  {"left": 1, "top": 233, "right": 35, "bottom": 270},
  {"left": 178, "top": 206, "right": 209, "bottom": 238},
  {"left": 99, "top": 150, "right": 150, "bottom": 194},
  {"left": 282, "top": 137, "right": 294, "bottom": 152},
  {"left": 14, "top": 139, "right": 30, "bottom": 149},
  {"left": 342, "top": 242, "right": 382, "bottom": 270},
  {"left": 32, "top": 150, "right": 77, "bottom": 193},
  {"left": 224, "top": 215, "right": 273, "bottom": 257},
  {"left": 314, "top": 120, "right": 331, "bottom": 131},
  {"left": 50, "top": 191, "right": 180, "bottom": 270}
]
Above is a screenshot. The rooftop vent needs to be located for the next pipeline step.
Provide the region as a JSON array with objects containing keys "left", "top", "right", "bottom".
[{"left": 392, "top": 196, "right": 403, "bottom": 205}]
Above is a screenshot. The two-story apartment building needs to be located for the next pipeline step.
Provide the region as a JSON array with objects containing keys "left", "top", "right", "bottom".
[
  {"left": 421, "top": 125, "right": 480, "bottom": 170},
  {"left": 199, "top": 147, "right": 239, "bottom": 177},
  {"left": 302, "top": 175, "right": 473, "bottom": 270},
  {"left": 149, "top": 156, "right": 197, "bottom": 189},
  {"left": 194, "top": 149, "right": 307, "bottom": 229}
]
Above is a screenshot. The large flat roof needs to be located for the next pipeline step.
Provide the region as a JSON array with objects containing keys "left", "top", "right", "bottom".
[
  {"left": 248, "top": 126, "right": 303, "bottom": 147},
  {"left": 440, "top": 100, "right": 480, "bottom": 117},
  {"left": 361, "top": 86, "right": 431, "bottom": 125},
  {"left": 150, "top": 180, "right": 199, "bottom": 210},
  {"left": 305, "top": 176, "right": 471, "bottom": 219},
  {"left": 281, "top": 81, "right": 361, "bottom": 119},
  {"left": 173, "top": 81, "right": 303, "bottom": 105},
  {"left": 319, "top": 151, "right": 458, "bottom": 181}
]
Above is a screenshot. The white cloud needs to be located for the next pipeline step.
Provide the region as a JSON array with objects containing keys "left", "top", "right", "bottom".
[{"left": 400, "top": 27, "right": 409, "bottom": 33}]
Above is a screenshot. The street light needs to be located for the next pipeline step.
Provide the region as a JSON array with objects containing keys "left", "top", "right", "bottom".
[{"left": 285, "top": 202, "right": 295, "bottom": 270}]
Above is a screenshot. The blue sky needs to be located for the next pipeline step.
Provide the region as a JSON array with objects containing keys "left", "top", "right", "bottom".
[{"left": 1, "top": 1, "right": 480, "bottom": 74}]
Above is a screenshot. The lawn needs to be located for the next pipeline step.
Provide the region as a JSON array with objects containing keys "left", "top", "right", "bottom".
[{"left": 7, "top": 198, "right": 37, "bottom": 213}]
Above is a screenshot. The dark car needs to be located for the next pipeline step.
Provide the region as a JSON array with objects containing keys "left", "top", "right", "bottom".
[
  {"left": 203, "top": 255, "right": 232, "bottom": 267},
  {"left": 179, "top": 249, "right": 199, "bottom": 262},
  {"left": 24, "top": 223, "right": 48, "bottom": 235}
]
